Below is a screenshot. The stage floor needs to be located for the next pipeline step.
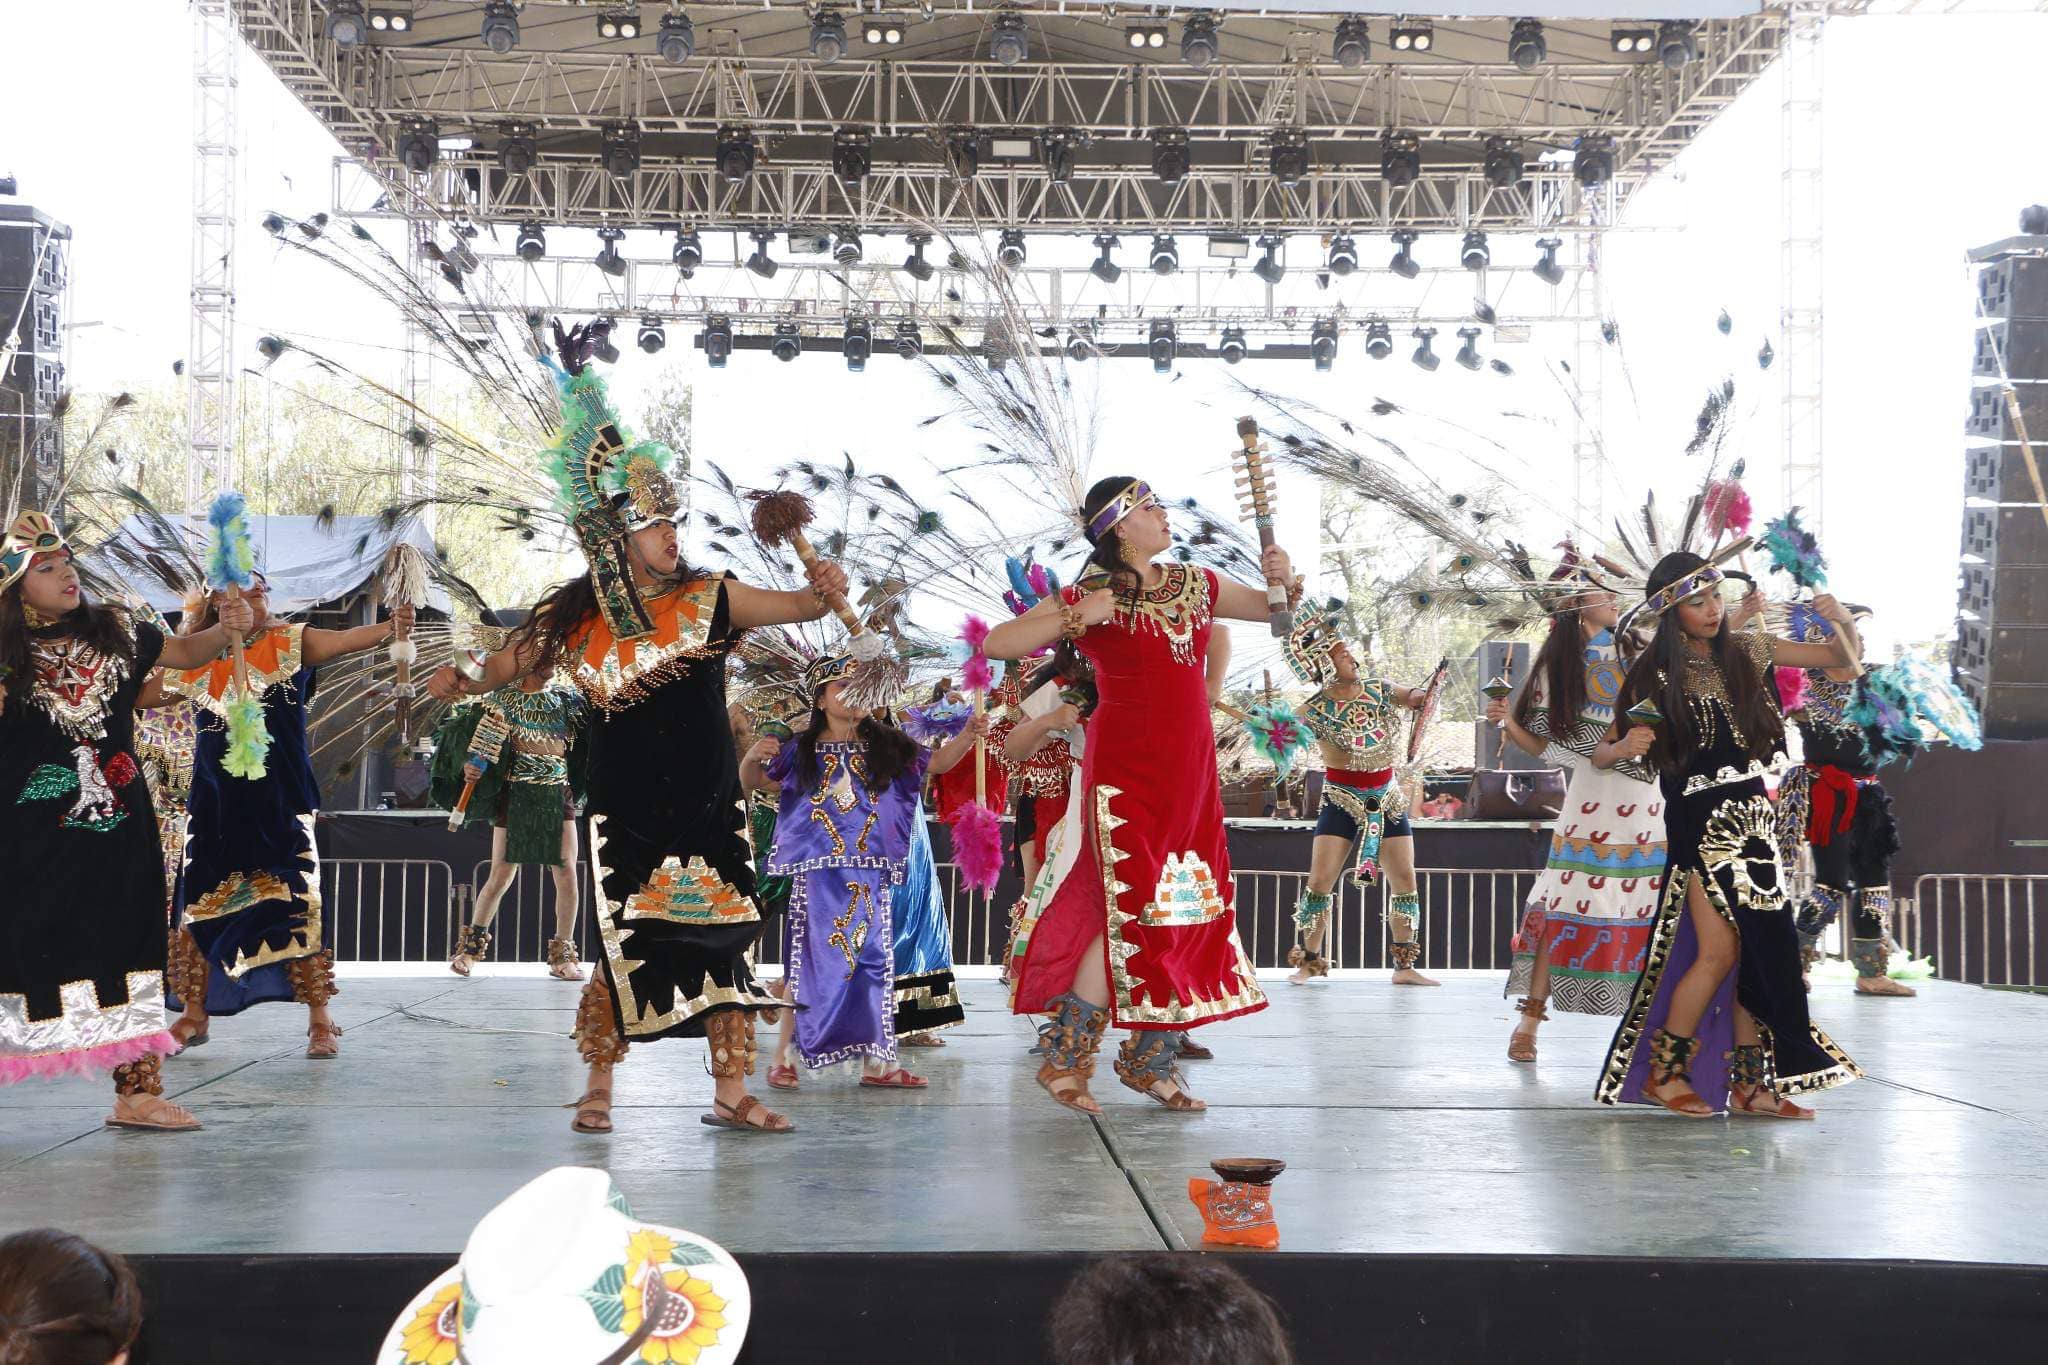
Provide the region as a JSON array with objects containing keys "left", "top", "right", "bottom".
[{"left": 5, "top": 973, "right": 2046, "bottom": 1264}]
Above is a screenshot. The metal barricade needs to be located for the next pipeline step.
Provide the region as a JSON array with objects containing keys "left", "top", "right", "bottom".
[
  {"left": 465, "top": 859, "right": 602, "bottom": 967},
  {"left": 321, "top": 858, "right": 458, "bottom": 963},
  {"left": 1902, "top": 875, "right": 2048, "bottom": 987}
]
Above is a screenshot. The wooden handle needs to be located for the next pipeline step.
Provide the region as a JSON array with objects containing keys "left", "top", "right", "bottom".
[
  {"left": 227, "top": 586, "right": 249, "bottom": 697},
  {"left": 448, "top": 775, "right": 479, "bottom": 832},
  {"left": 1233, "top": 417, "right": 1293, "bottom": 637},
  {"left": 972, "top": 689, "right": 987, "bottom": 806},
  {"left": 786, "top": 529, "right": 865, "bottom": 638}
]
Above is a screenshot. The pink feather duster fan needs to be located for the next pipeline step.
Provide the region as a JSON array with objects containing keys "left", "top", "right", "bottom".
[{"left": 951, "top": 615, "right": 1005, "bottom": 894}]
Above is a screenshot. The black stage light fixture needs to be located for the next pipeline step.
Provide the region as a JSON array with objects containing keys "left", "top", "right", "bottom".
[
  {"left": 1148, "top": 319, "right": 1176, "bottom": 373},
  {"left": 989, "top": 11, "right": 1028, "bottom": 66},
  {"left": 593, "top": 324, "right": 622, "bottom": 365},
  {"left": 746, "top": 230, "right": 778, "bottom": 279},
  {"left": 997, "top": 228, "right": 1027, "bottom": 270},
  {"left": 833, "top": 226, "right": 863, "bottom": 265},
  {"left": 1508, "top": 18, "right": 1546, "bottom": 70},
  {"left": 1390, "top": 17, "right": 1433, "bottom": 52},
  {"left": 833, "top": 128, "right": 872, "bottom": 186},
  {"left": 638, "top": 316, "right": 667, "bottom": 354},
  {"left": 1389, "top": 228, "right": 1420, "bottom": 280},
  {"left": 326, "top": 0, "right": 369, "bottom": 47},
  {"left": 1218, "top": 327, "right": 1248, "bottom": 365},
  {"left": 672, "top": 227, "right": 703, "bottom": 271},
  {"left": 657, "top": 11, "right": 697, "bottom": 63},
  {"left": 596, "top": 10, "right": 641, "bottom": 40},
  {"left": 1364, "top": 318, "right": 1393, "bottom": 359},
  {"left": 1483, "top": 135, "right": 1524, "bottom": 190},
  {"left": 1090, "top": 235, "right": 1122, "bottom": 285},
  {"left": 1150, "top": 235, "right": 1179, "bottom": 275},
  {"left": 1311, "top": 318, "right": 1339, "bottom": 371},
  {"left": 895, "top": 320, "right": 923, "bottom": 359},
  {"left": 1658, "top": 20, "right": 1697, "bottom": 69},
  {"left": 1252, "top": 235, "right": 1285, "bottom": 286},
  {"left": 1065, "top": 326, "right": 1096, "bottom": 362},
  {"left": 1326, "top": 233, "right": 1358, "bottom": 276},
  {"left": 595, "top": 228, "right": 627, "bottom": 278},
  {"left": 261, "top": 211, "right": 287, "bottom": 235},
  {"left": 864, "top": 19, "right": 905, "bottom": 46},
  {"left": 1041, "top": 130, "right": 1078, "bottom": 185},
  {"left": 1573, "top": 134, "right": 1614, "bottom": 189},
  {"left": 1180, "top": 14, "right": 1219, "bottom": 69},
  {"left": 1532, "top": 237, "right": 1564, "bottom": 286},
  {"left": 1127, "top": 22, "right": 1166, "bottom": 50},
  {"left": 602, "top": 125, "right": 641, "bottom": 179},
  {"left": 1268, "top": 128, "right": 1309, "bottom": 188},
  {"left": 479, "top": 1, "right": 519, "bottom": 53},
  {"left": 771, "top": 321, "right": 802, "bottom": 362},
  {"left": 1381, "top": 132, "right": 1420, "bottom": 189},
  {"left": 1611, "top": 26, "right": 1653, "bottom": 55},
  {"left": 701, "top": 315, "right": 732, "bottom": 368},
  {"left": 1461, "top": 229, "right": 1490, "bottom": 272},
  {"left": 843, "top": 318, "right": 872, "bottom": 372},
  {"left": 1410, "top": 326, "right": 1439, "bottom": 370},
  {"left": 1456, "top": 326, "right": 1482, "bottom": 370},
  {"left": 368, "top": 6, "right": 410, "bottom": 34},
  {"left": 1151, "top": 127, "right": 1190, "bottom": 183},
  {"left": 1333, "top": 16, "right": 1370, "bottom": 68},
  {"left": 498, "top": 123, "right": 538, "bottom": 175},
  {"left": 947, "top": 132, "right": 980, "bottom": 180},
  {"left": 717, "top": 127, "right": 757, "bottom": 185},
  {"left": 515, "top": 223, "right": 546, "bottom": 262},
  {"left": 396, "top": 119, "right": 439, "bottom": 174},
  {"left": 1208, "top": 234, "right": 1251, "bottom": 261},
  {"left": 903, "top": 232, "right": 935, "bottom": 281},
  {"left": 809, "top": 10, "right": 847, "bottom": 62}
]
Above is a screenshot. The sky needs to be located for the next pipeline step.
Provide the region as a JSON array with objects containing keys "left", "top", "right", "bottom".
[{"left": 6, "top": 3, "right": 2047, "bottom": 678}]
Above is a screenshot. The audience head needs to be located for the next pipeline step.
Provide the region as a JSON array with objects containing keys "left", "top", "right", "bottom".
[
  {"left": 0, "top": 1230, "right": 142, "bottom": 1365},
  {"left": 1048, "top": 1254, "right": 1293, "bottom": 1365}
]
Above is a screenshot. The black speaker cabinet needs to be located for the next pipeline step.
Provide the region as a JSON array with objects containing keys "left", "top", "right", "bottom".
[
  {"left": 1963, "top": 504, "right": 2048, "bottom": 564},
  {"left": 1964, "top": 443, "right": 2048, "bottom": 502},
  {"left": 1960, "top": 560, "right": 2048, "bottom": 624},
  {"left": 1964, "top": 382, "right": 2048, "bottom": 442},
  {"left": 1955, "top": 616, "right": 2048, "bottom": 741},
  {"left": 1974, "top": 319, "right": 2048, "bottom": 380},
  {"left": 1978, "top": 254, "right": 2048, "bottom": 320}
]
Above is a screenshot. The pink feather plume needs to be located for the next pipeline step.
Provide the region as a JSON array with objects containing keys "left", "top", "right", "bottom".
[
  {"left": 960, "top": 614, "right": 993, "bottom": 692},
  {"left": 1027, "top": 564, "right": 1051, "bottom": 597},
  {"left": 1774, "top": 665, "right": 1808, "bottom": 714},
  {"left": 1704, "top": 478, "right": 1753, "bottom": 537},
  {"left": 950, "top": 801, "right": 1005, "bottom": 894}
]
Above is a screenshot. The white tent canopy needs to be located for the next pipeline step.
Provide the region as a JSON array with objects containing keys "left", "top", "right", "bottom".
[{"left": 109, "top": 513, "right": 451, "bottom": 617}]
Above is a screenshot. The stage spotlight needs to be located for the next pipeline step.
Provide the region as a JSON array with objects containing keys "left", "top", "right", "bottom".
[
  {"left": 832, "top": 129, "right": 872, "bottom": 186},
  {"left": 602, "top": 125, "right": 641, "bottom": 179},
  {"left": 746, "top": 230, "right": 778, "bottom": 279},
  {"left": 326, "top": 0, "right": 368, "bottom": 47},
  {"left": 396, "top": 120, "right": 439, "bottom": 174},
  {"left": 1461, "top": 229, "right": 1490, "bottom": 272},
  {"left": 595, "top": 228, "right": 627, "bottom": 278},
  {"left": 1611, "top": 26, "right": 1653, "bottom": 55},
  {"left": 1333, "top": 16, "right": 1370, "bottom": 68},
  {"left": 1483, "top": 136, "right": 1523, "bottom": 190},
  {"left": 368, "top": 7, "right": 410, "bottom": 33},
  {"left": 990, "top": 11, "right": 1028, "bottom": 66},
  {"left": 1149, "top": 319, "right": 1176, "bottom": 373},
  {"left": 261, "top": 212, "right": 287, "bottom": 236},
  {"left": 903, "top": 232, "right": 935, "bottom": 281},
  {"left": 1389, "top": 228, "right": 1420, "bottom": 280},
  {"left": 1508, "top": 18, "right": 1545, "bottom": 70},
  {"left": 1252, "top": 235, "right": 1285, "bottom": 286},
  {"left": 1090, "top": 235, "right": 1122, "bottom": 285},
  {"left": 843, "top": 318, "right": 872, "bottom": 372},
  {"left": 771, "top": 321, "right": 802, "bottom": 362},
  {"left": 1456, "top": 326, "right": 1482, "bottom": 370},
  {"left": 895, "top": 320, "right": 924, "bottom": 359},
  {"left": 256, "top": 335, "right": 287, "bottom": 361},
  {"left": 672, "top": 228, "right": 702, "bottom": 271},
  {"left": 1326, "top": 233, "right": 1358, "bottom": 276},
  {"left": 1657, "top": 21, "right": 1697, "bottom": 69},
  {"left": 717, "top": 128, "right": 757, "bottom": 185},
  {"left": 1127, "top": 23, "right": 1167, "bottom": 50},
  {"left": 1040, "top": 130, "right": 1079, "bottom": 185},
  {"left": 947, "top": 132, "right": 980, "bottom": 180},
  {"left": 515, "top": 223, "right": 545, "bottom": 262},
  {"left": 997, "top": 228, "right": 1027, "bottom": 270},
  {"left": 805, "top": 9, "right": 845, "bottom": 61},
  {"left": 1411, "top": 326, "right": 1439, "bottom": 370},
  {"left": 1151, "top": 127, "right": 1190, "bottom": 183},
  {"left": 498, "top": 124, "right": 538, "bottom": 175},
  {"left": 1573, "top": 134, "right": 1614, "bottom": 188},
  {"left": 638, "top": 316, "right": 667, "bottom": 354},
  {"left": 1150, "top": 235, "right": 1179, "bottom": 275},
  {"left": 1390, "top": 18, "right": 1433, "bottom": 52},
  {"left": 1268, "top": 128, "right": 1309, "bottom": 187},
  {"left": 1311, "top": 318, "right": 1339, "bottom": 371},
  {"left": 657, "top": 11, "right": 697, "bottom": 63},
  {"left": 1218, "top": 327, "right": 1248, "bottom": 365},
  {"left": 864, "top": 19, "right": 905, "bottom": 46},
  {"left": 595, "top": 10, "right": 640, "bottom": 40},
  {"left": 701, "top": 316, "right": 732, "bottom": 368},
  {"left": 1381, "top": 132, "right": 1420, "bottom": 189},
  {"left": 1364, "top": 318, "right": 1393, "bottom": 359},
  {"left": 1532, "top": 237, "right": 1564, "bottom": 286},
  {"left": 1065, "top": 326, "right": 1096, "bottom": 362},
  {"left": 1181, "top": 14, "right": 1219, "bottom": 69},
  {"left": 477, "top": 1, "right": 519, "bottom": 52},
  {"left": 833, "top": 226, "right": 863, "bottom": 265},
  {"left": 593, "top": 325, "right": 621, "bottom": 365}
]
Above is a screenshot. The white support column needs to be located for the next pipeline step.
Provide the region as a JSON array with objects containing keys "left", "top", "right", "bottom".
[
  {"left": 187, "top": 0, "right": 239, "bottom": 510},
  {"left": 1779, "top": 2, "right": 1827, "bottom": 533}
]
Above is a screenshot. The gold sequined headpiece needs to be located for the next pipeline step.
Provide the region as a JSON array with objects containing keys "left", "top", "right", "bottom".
[
  {"left": 1, "top": 510, "right": 68, "bottom": 594},
  {"left": 1084, "top": 479, "right": 1157, "bottom": 541}
]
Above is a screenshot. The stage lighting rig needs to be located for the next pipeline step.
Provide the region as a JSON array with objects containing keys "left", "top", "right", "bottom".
[
  {"left": 701, "top": 316, "right": 732, "bottom": 368},
  {"left": 515, "top": 223, "right": 545, "bottom": 263},
  {"left": 480, "top": 2, "right": 519, "bottom": 53},
  {"left": 1127, "top": 23, "right": 1166, "bottom": 50},
  {"left": 1087, "top": 236, "right": 1122, "bottom": 285},
  {"left": 1455, "top": 327, "right": 1483, "bottom": 370},
  {"left": 772, "top": 322, "right": 802, "bottom": 362},
  {"left": 805, "top": 9, "right": 846, "bottom": 61},
  {"left": 1065, "top": 326, "right": 1097, "bottom": 362},
  {"left": 903, "top": 232, "right": 935, "bottom": 281},
  {"left": 1390, "top": 18, "right": 1432, "bottom": 52},
  {"left": 1573, "top": 135, "right": 1614, "bottom": 188},
  {"left": 1411, "top": 327, "right": 1439, "bottom": 370},
  {"left": 717, "top": 128, "right": 757, "bottom": 185},
  {"left": 895, "top": 320, "right": 924, "bottom": 359},
  {"left": 326, "top": 1, "right": 368, "bottom": 46},
  {"left": 1311, "top": 318, "right": 1339, "bottom": 372},
  {"left": 595, "top": 9, "right": 641, "bottom": 40},
  {"left": 594, "top": 229, "right": 627, "bottom": 278},
  {"left": 1532, "top": 238, "right": 1564, "bottom": 286},
  {"left": 1364, "top": 319, "right": 1393, "bottom": 360},
  {"left": 1268, "top": 129, "right": 1309, "bottom": 188},
  {"left": 1040, "top": 130, "right": 1081, "bottom": 185},
  {"left": 602, "top": 125, "right": 641, "bottom": 179},
  {"left": 1149, "top": 319, "right": 1177, "bottom": 373},
  {"left": 947, "top": 133, "right": 980, "bottom": 180},
  {"left": 1461, "top": 230, "right": 1490, "bottom": 272},
  {"left": 1252, "top": 236, "right": 1286, "bottom": 286},
  {"left": 843, "top": 318, "right": 872, "bottom": 372},
  {"left": 593, "top": 326, "right": 622, "bottom": 366},
  {"left": 746, "top": 230, "right": 778, "bottom": 279},
  {"left": 1657, "top": 21, "right": 1697, "bottom": 69},
  {"left": 1180, "top": 15, "right": 1219, "bottom": 69},
  {"left": 1218, "top": 328, "right": 1248, "bottom": 365},
  {"left": 497, "top": 124, "right": 538, "bottom": 176},
  {"left": 1326, "top": 234, "right": 1358, "bottom": 276},
  {"left": 1333, "top": 17, "right": 1369, "bottom": 68},
  {"left": 833, "top": 129, "right": 872, "bottom": 186},
  {"left": 1610, "top": 26, "right": 1653, "bottom": 55},
  {"left": 1150, "top": 235, "right": 1179, "bottom": 275},
  {"left": 672, "top": 228, "right": 702, "bottom": 271},
  {"left": 998, "top": 229, "right": 1027, "bottom": 270},
  {"left": 368, "top": 7, "right": 410, "bottom": 34},
  {"left": 396, "top": 120, "right": 439, "bottom": 174},
  {"left": 657, "top": 11, "right": 697, "bottom": 63},
  {"left": 638, "top": 317, "right": 667, "bottom": 355},
  {"left": 989, "top": 12, "right": 1029, "bottom": 66},
  {"left": 1389, "top": 229, "right": 1420, "bottom": 280},
  {"left": 864, "top": 19, "right": 905, "bottom": 46},
  {"left": 1151, "top": 127, "right": 1190, "bottom": 183},
  {"left": 1381, "top": 132, "right": 1420, "bottom": 190},
  {"left": 834, "top": 227, "right": 863, "bottom": 265},
  {"left": 1483, "top": 136, "right": 1524, "bottom": 190},
  {"left": 1508, "top": 19, "right": 1545, "bottom": 70}
]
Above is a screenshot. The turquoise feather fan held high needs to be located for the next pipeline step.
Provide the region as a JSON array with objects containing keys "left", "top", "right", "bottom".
[{"left": 204, "top": 491, "right": 272, "bottom": 780}]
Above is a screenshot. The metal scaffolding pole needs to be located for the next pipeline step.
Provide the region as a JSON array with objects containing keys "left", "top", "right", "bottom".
[
  {"left": 187, "top": 0, "right": 239, "bottom": 509},
  {"left": 1779, "top": 2, "right": 1827, "bottom": 533}
]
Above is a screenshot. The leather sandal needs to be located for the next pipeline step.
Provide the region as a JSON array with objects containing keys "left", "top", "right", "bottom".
[
  {"left": 305, "top": 1019, "right": 343, "bottom": 1060},
  {"left": 1642, "top": 1028, "right": 1714, "bottom": 1118},
  {"left": 1175, "top": 1036, "right": 1214, "bottom": 1061},
  {"left": 1121, "top": 1072, "right": 1206, "bottom": 1112},
  {"left": 1507, "top": 997, "right": 1548, "bottom": 1063},
  {"left": 106, "top": 1093, "right": 203, "bottom": 1132},
  {"left": 701, "top": 1094, "right": 794, "bottom": 1133},
  {"left": 899, "top": 1031, "right": 947, "bottom": 1048},
  {"left": 170, "top": 1016, "right": 209, "bottom": 1052},
  {"left": 859, "top": 1067, "right": 928, "bottom": 1089},
  {"left": 1036, "top": 1061, "right": 1101, "bottom": 1115},
  {"left": 767, "top": 1062, "right": 800, "bottom": 1091},
  {"left": 1730, "top": 1084, "right": 1815, "bottom": 1120},
  {"left": 567, "top": 1086, "right": 614, "bottom": 1134}
]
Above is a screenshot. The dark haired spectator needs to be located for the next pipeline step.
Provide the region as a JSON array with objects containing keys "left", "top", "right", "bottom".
[
  {"left": 1049, "top": 1255, "right": 1293, "bottom": 1365},
  {"left": 0, "top": 1230, "right": 142, "bottom": 1365}
]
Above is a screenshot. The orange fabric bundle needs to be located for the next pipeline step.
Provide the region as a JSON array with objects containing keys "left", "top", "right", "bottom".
[{"left": 1187, "top": 1178, "right": 1279, "bottom": 1250}]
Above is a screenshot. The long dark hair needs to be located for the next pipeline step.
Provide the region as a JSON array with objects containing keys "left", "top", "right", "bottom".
[
  {"left": 1052, "top": 475, "right": 1150, "bottom": 680},
  {"left": 1617, "top": 552, "right": 1783, "bottom": 771},
  {"left": 793, "top": 694, "right": 921, "bottom": 793},
  {"left": 0, "top": 1228, "right": 143, "bottom": 1365},
  {"left": 0, "top": 588, "right": 138, "bottom": 707},
  {"left": 1048, "top": 1254, "right": 1294, "bottom": 1365},
  {"left": 1513, "top": 605, "right": 1589, "bottom": 736},
  {"left": 516, "top": 555, "right": 708, "bottom": 677}
]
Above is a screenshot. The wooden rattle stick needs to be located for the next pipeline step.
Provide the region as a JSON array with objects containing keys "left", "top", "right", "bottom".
[
  {"left": 447, "top": 774, "right": 483, "bottom": 833},
  {"left": 447, "top": 712, "right": 511, "bottom": 832},
  {"left": 784, "top": 527, "right": 867, "bottom": 639},
  {"left": 227, "top": 585, "right": 250, "bottom": 696},
  {"left": 1234, "top": 416, "right": 1294, "bottom": 637}
]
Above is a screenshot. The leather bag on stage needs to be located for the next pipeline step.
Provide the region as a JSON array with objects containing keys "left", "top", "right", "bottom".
[{"left": 1463, "top": 767, "right": 1566, "bottom": 821}]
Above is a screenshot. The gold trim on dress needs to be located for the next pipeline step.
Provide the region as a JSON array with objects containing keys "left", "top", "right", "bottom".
[
  {"left": 1697, "top": 794, "right": 1787, "bottom": 912},
  {"left": 0, "top": 972, "right": 168, "bottom": 1060},
  {"left": 210, "top": 812, "right": 325, "bottom": 979},
  {"left": 163, "top": 624, "right": 306, "bottom": 719},
  {"left": 569, "top": 576, "right": 727, "bottom": 714},
  {"left": 1139, "top": 852, "right": 1227, "bottom": 926},
  {"left": 621, "top": 855, "right": 762, "bottom": 926}
]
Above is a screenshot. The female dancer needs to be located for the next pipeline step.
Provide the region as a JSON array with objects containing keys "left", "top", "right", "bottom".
[
  {"left": 1487, "top": 579, "right": 1667, "bottom": 1060},
  {"left": 896, "top": 694, "right": 981, "bottom": 1047},
  {"left": 0, "top": 511, "right": 251, "bottom": 1130},
  {"left": 988, "top": 477, "right": 1288, "bottom": 1115},
  {"left": 1597, "top": 553, "right": 1861, "bottom": 1119},
  {"left": 157, "top": 573, "right": 413, "bottom": 1057},
  {"left": 433, "top": 668, "right": 590, "bottom": 979}
]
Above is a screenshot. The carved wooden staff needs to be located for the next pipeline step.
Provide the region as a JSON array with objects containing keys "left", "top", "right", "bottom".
[
  {"left": 447, "top": 709, "right": 512, "bottom": 833},
  {"left": 747, "top": 489, "right": 882, "bottom": 660},
  {"left": 1233, "top": 416, "right": 1293, "bottom": 637},
  {"left": 381, "top": 543, "right": 430, "bottom": 746}
]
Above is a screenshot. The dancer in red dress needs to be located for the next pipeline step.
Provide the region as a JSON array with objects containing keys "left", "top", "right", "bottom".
[{"left": 987, "top": 477, "right": 1292, "bottom": 1114}]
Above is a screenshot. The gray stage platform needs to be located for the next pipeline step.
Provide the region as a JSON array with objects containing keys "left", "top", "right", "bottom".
[{"left": 5, "top": 974, "right": 2046, "bottom": 1264}]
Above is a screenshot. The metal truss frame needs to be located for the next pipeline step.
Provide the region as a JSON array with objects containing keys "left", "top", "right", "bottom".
[
  {"left": 1779, "top": 1, "right": 1828, "bottom": 534},
  {"left": 188, "top": 0, "right": 241, "bottom": 509}
]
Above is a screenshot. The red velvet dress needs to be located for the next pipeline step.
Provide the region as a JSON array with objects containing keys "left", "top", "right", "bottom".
[{"left": 1008, "top": 565, "right": 1266, "bottom": 1031}]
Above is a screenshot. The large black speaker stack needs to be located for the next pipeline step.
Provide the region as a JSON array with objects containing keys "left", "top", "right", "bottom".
[
  {"left": 0, "top": 201, "right": 71, "bottom": 501},
  {"left": 1960, "top": 231, "right": 2048, "bottom": 739}
]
